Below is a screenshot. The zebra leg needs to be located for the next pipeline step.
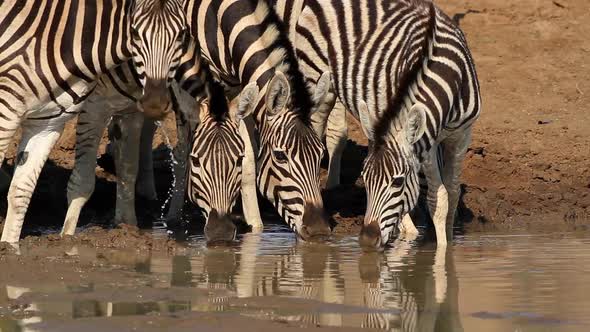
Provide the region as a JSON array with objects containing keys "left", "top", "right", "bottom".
[
  {"left": 325, "top": 102, "right": 347, "bottom": 189},
  {"left": 422, "top": 146, "right": 449, "bottom": 246},
  {"left": 308, "top": 73, "right": 339, "bottom": 189},
  {"left": 111, "top": 110, "right": 143, "bottom": 226},
  {"left": 165, "top": 87, "right": 200, "bottom": 225},
  {"left": 398, "top": 213, "right": 419, "bottom": 237},
  {"left": 240, "top": 117, "right": 263, "bottom": 230},
  {"left": 0, "top": 105, "right": 24, "bottom": 192},
  {"left": 1, "top": 124, "right": 63, "bottom": 243},
  {"left": 0, "top": 111, "right": 21, "bottom": 193},
  {"left": 441, "top": 127, "right": 472, "bottom": 230},
  {"left": 62, "top": 109, "right": 111, "bottom": 236},
  {"left": 135, "top": 119, "right": 158, "bottom": 201}
]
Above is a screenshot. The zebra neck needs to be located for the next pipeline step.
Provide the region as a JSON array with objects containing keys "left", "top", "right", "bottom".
[
  {"left": 270, "top": 0, "right": 306, "bottom": 40},
  {"left": 184, "top": 0, "right": 312, "bottom": 127}
]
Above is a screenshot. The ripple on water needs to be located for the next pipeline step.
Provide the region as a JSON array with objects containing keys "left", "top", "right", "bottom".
[{"left": 3, "top": 231, "right": 590, "bottom": 331}]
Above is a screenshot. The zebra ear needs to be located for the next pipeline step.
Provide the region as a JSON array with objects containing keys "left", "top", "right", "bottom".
[
  {"left": 233, "top": 82, "right": 259, "bottom": 123},
  {"left": 265, "top": 72, "right": 291, "bottom": 120},
  {"left": 406, "top": 103, "right": 428, "bottom": 145},
  {"left": 358, "top": 100, "right": 376, "bottom": 141},
  {"left": 312, "top": 71, "right": 332, "bottom": 108}
]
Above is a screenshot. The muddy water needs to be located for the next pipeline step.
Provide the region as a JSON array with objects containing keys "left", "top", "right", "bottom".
[{"left": 1, "top": 226, "right": 590, "bottom": 332}]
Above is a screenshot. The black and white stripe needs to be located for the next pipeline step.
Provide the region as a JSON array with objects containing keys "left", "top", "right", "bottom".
[
  {"left": 187, "top": 79, "right": 255, "bottom": 243},
  {"left": 130, "top": 0, "right": 195, "bottom": 119},
  {"left": 346, "top": 1, "right": 478, "bottom": 246}
]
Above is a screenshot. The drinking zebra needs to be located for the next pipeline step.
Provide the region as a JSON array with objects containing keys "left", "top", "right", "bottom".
[
  {"left": 269, "top": 0, "right": 481, "bottom": 247},
  {"left": 133, "top": 0, "right": 334, "bottom": 241},
  {"left": 187, "top": 81, "right": 259, "bottom": 243}
]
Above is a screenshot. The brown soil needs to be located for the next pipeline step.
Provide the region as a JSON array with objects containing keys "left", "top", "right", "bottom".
[{"left": 2, "top": 0, "right": 589, "bottom": 240}]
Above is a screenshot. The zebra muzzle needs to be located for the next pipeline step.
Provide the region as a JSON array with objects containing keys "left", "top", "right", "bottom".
[
  {"left": 359, "top": 220, "right": 382, "bottom": 251},
  {"left": 204, "top": 209, "right": 237, "bottom": 245},
  {"left": 299, "top": 205, "right": 331, "bottom": 242},
  {"left": 138, "top": 79, "right": 172, "bottom": 120}
]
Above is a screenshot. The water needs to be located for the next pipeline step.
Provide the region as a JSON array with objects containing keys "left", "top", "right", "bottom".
[
  {"left": 155, "top": 120, "right": 177, "bottom": 224},
  {"left": 2, "top": 228, "right": 590, "bottom": 331}
]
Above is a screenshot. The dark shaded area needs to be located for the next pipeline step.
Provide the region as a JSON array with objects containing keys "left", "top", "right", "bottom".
[
  {"left": 0, "top": 140, "right": 288, "bottom": 241},
  {"left": 322, "top": 140, "right": 368, "bottom": 233},
  {"left": 0, "top": 160, "right": 116, "bottom": 238}
]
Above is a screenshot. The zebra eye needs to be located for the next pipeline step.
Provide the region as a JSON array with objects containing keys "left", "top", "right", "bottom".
[
  {"left": 273, "top": 150, "right": 288, "bottom": 163},
  {"left": 176, "top": 29, "right": 189, "bottom": 43},
  {"left": 131, "top": 28, "right": 141, "bottom": 41},
  {"left": 191, "top": 155, "right": 200, "bottom": 167},
  {"left": 177, "top": 29, "right": 191, "bottom": 53},
  {"left": 391, "top": 176, "right": 405, "bottom": 188},
  {"left": 236, "top": 155, "right": 244, "bottom": 168}
]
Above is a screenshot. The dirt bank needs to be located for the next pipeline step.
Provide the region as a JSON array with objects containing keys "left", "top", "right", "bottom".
[{"left": 1, "top": 0, "right": 589, "bottom": 239}]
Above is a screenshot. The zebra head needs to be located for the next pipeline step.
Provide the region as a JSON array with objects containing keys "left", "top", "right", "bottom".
[
  {"left": 257, "top": 72, "right": 333, "bottom": 242},
  {"left": 359, "top": 103, "right": 428, "bottom": 250},
  {"left": 188, "top": 82, "right": 259, "bottom": 244},
  {"left": 130, "top": 0, "right": 193, "bottom": 120}
]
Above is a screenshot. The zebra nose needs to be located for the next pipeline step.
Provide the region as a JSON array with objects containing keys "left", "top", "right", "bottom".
[
  {"left": 359, "top": 220, "right": 382, "bottom": 251},
  {"left": 299, "top": 205, "right": 331, "bottom": 242},
  {"left": 139, "top": 79, "right": 171, "bottom": 120},
  {"left": 204, "top": 209, "right": 237, "bottom": 245}
]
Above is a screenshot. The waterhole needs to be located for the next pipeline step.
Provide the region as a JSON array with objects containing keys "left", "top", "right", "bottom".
[{"left": 1, "top": 226, "right": 589, "bottom": 331}]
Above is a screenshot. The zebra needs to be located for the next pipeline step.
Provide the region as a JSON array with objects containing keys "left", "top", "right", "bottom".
[
  {"left": 0, "top": 0, "right": 132, "bottom": 243},
  {"left": 187, "top": 80, "right": 259, "bottom": 243},
  {"left": 268, "top": 0, "right": 481, "bottom": 247},
  {"left": 129, "top": 0, "right": 195, "bottom": 120},
  {"left": 0, "top": 0, "right": 195, "bottom": 244},
  {"left": 133, "top": 0, "right": 334, "bottom": 241},
  {"left": 354, "top": 1, "right": 480, "bottom": 248}
]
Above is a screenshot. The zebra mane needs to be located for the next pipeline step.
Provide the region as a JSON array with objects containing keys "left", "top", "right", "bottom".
[
  {"left": 147, "top": 0, "right": 178, "bottom": 13},
  {"left": 373, "top": 1, "right": 437, "bottom": 149},
  {"left": 154, "top": 0, "right": 168, "bottom": 10},
  {"left": 261, "top": 0, "right": 314, "bottom": 124},
  {"left": 208, "top": 78, "right": 230, "bottom": 123}
]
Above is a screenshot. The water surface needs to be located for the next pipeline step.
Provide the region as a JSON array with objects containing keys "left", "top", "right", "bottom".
[{"left": 1, "top": 226, "right": 589, "bottom": 331}]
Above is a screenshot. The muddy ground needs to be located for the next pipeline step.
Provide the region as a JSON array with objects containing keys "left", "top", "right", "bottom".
[{"left": 1, "top": 0, "right": 590, "bottom": 242}]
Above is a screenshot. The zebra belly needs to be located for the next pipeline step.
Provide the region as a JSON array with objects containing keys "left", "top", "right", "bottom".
[{"left": 25, "top": 80, "right": 98, "bottom": 120}]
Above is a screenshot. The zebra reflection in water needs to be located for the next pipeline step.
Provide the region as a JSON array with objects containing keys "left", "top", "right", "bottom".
[
  {"left": 146, "top": 235, "right": 462, "bottom": 331},
  {"left": 3, "top": 236, "right": 461, "bottom": 331}
]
